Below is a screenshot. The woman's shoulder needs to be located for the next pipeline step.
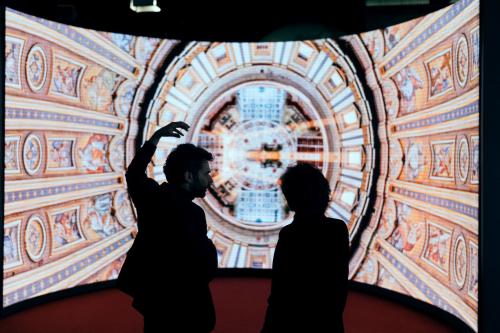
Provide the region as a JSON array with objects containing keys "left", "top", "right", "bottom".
[
  {"left": 324, "top": 217, "right": 346, "bottom": 225},
  {"left": 278, "top": 223, "right": 293, "bottom": 235},
  {"left": 322, "top": 218, "right": 349, "bottom": 233}
]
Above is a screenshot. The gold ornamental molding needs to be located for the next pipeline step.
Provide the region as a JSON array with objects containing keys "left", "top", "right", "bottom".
[
  {"left": 4, "top": 172, "right": 124, "bottom": 216},
  {"left": 388, "top": 180, "right": 478, "bottom": 234},
  {"left": 5, "top": 96, "right": 125, "bottom": 136},
  {"left": 376, "top": 239, "right": 476, "bottom": 329},
  {"left": 6, "top": 9, "right": 137, "bottom": 80},
  {"left": 389, "top": 88, "right": 479, "bottom": 139},
  {"left": 380, "top": 0, "right": 479, "bottom": 79},
  {"left": 3, "top": 228, "right": 134, "bottom": 300}
]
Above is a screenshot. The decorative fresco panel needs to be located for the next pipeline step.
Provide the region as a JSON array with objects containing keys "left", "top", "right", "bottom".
[
  {"left": 77, "top": 134, "right": 111, "bottom": 173},
  {"left": 389, "top": 203, "right": 424, "bottom": 256},
  {"left": 395, "top": 66, "right": 424, "bottom": 114},
  {"left": 426, "top": 49, "right": 454, "bottom": 99},
  {"left": 50, "top": 55, "right": 85, "bottom": 99},
  {"left": 422, "top": 221, "right": 452, "bottom": 274},
  {"left": 47, "top": 138, "right": 75, "bottom": 171},
  {"left": 5, "top": 136, "right": 21, "bottom": 174},
  {"left": 50, "top": 207, "right": 83, "bottom": 252},
  {"left": 470, "top": 135, "right": 479, "bottom": 184},
  {"left": 404, "top": 142, "right": 426, "bottom": 180},
  {"left": 430, "top": 140, "right": 455, "bottom": 181},
  {"left": 3, "top": 220, "right": 23, "bottom": 269},
  {"left": 5, "top": 36, "right": 24, "bottom": 89},
  {"left": 470, "top": 26, "right": 479, "bottom": 80},
  {"left": 467, "top": 241, "right": 478, "bottom": 301},
  {"left": 82, "top": 68, "right": 120, "bottom": 112},
  {"left": 82, "top": 193, "right": 121, "bottom": 241}
]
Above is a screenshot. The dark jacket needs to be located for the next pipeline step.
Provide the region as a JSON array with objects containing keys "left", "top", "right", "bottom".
[
  {"left": 261, "top": 215, "right": 349, "bottom": 333},
  {"left": 117, "top": 141, "right": 218, "bottom": 332}
]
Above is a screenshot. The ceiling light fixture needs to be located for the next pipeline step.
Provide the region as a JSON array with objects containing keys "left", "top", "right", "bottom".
[{"left": 130, "top": 0, "right": 161, "bottom": 13}]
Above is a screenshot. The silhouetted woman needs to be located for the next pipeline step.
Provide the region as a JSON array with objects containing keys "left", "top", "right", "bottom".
[{"left": 261, "top": 163, "right": 349, "bottom": 333}]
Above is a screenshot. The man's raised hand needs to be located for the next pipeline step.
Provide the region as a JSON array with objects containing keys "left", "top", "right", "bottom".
[{"left": 150, "top": 121, "right": 190, "bottom": 145}]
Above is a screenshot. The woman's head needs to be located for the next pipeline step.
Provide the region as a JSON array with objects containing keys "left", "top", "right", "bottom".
[{"left": 279, "top": 163, "right": 331, "bottom": 215}]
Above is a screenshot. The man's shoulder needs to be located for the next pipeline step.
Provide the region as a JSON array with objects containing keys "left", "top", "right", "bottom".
[
  {"left": 166, "top": 190, "right": 205, "bottom": 215},
  {"left": 189, "top": 201, "right": 205, "bottom": 216}
]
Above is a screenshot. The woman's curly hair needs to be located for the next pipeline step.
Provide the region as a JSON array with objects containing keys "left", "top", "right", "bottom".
[{"left": 279, "top": 163, "right": 331, "bottom": 214}]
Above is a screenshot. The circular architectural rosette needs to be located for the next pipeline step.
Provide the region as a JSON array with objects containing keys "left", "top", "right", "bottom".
[
  {"left": 452, "top": 233, "right": 467, "bottom": 289},
  {"left": 145, "top": 40, "right": 375, "bottom": 267},
  {"left": 23, "top": 133, "right": 44, "bottom": 176},
  {"left": 455, "top": 35, "right": 469, "bottom": 89},
  {"left": 26, "top": 44, "right": 48, "bottom": 92},
  {"left": 456, "top": 135, "right": 470, "bottom": 184},
  {"left": 25, "top": 215, "right": 48, "bottom": 262}
]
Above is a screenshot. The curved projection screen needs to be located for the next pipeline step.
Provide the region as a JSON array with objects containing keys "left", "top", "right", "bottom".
[{"left": 4, "top": 0, "right": 478, "bottom": 329}]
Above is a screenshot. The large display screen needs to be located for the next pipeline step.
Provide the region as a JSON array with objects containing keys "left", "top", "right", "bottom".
[{"left": 3, "top": 0, "right": 479, "bottom": 330}]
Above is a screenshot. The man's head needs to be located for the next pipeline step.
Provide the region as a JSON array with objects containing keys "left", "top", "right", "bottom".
[
  {"left": 279, "top": 163, "right": 330, "bottom": 215},
  {"left": 163, "top": 144, "right": 214, "bottom": 198}
]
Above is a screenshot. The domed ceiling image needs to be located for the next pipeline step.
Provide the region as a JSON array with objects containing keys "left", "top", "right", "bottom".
[{"left": 142, "top": 40, "right": 375, "bottom": 269}]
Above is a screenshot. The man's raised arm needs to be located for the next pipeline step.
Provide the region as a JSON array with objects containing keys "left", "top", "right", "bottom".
[{"left": 125, "top": 122, "right": 190, "bottom": 210}]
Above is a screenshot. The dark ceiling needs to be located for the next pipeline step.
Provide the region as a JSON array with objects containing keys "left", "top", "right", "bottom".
[{"left": 4, "top": 0, "right": 452, "bottom": 41}]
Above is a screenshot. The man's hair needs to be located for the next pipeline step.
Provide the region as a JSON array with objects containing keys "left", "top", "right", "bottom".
[
  {"left": 280, "top": 163, "right": 331, "bottom": 214},
  {"left": 163, "top": 144, "right": 213, "bottom": 184}
]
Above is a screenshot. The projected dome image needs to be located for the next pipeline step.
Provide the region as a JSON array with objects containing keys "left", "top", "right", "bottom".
[
  {"left": 4, "top": 0, "right": 479, "bottom": 330},
  {"left": 143, "top": 40, "right": 375, "bottom": 268}
]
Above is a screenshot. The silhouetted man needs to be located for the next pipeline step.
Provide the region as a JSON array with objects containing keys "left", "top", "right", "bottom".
[
  {"left": 117, "top": 122, "right": 218, "bottom": 333},
  {"left": 261, "top": 163, "right": 349, "bottom": 333}
]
